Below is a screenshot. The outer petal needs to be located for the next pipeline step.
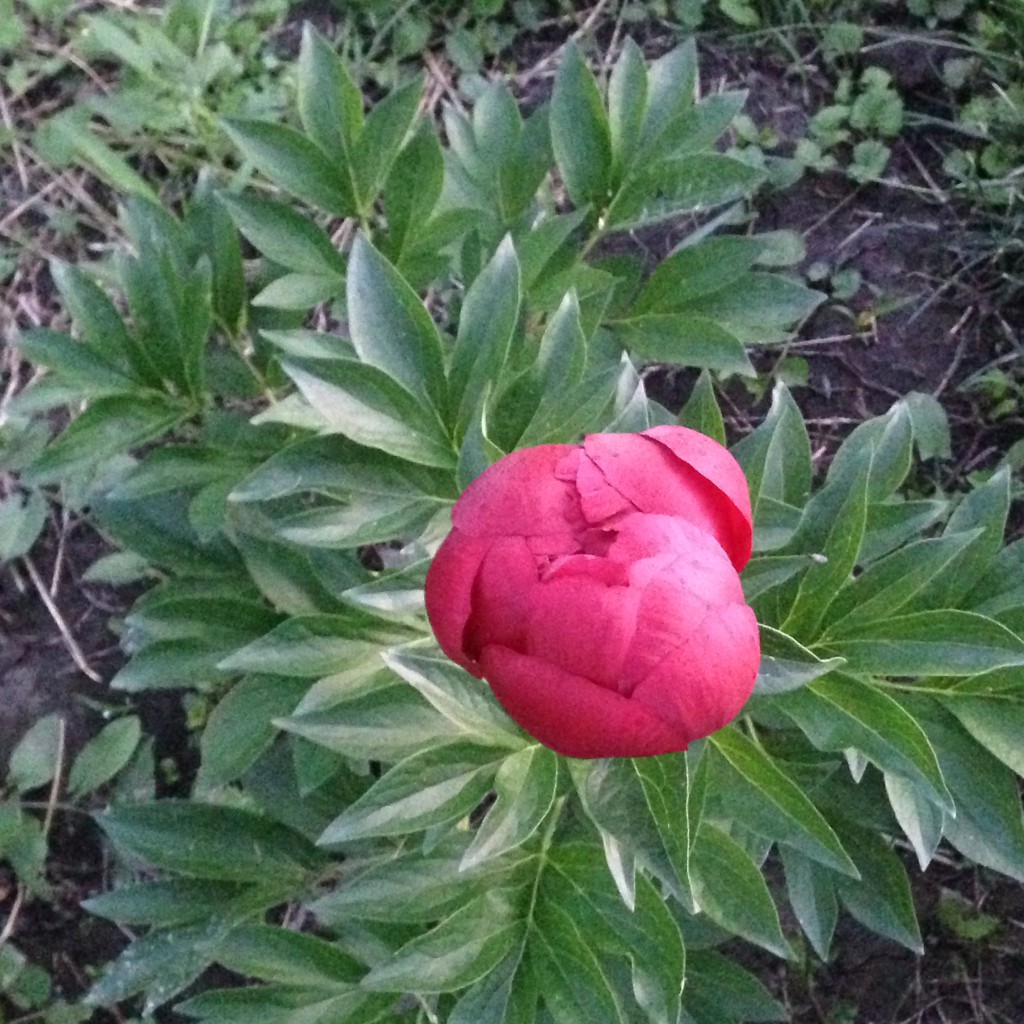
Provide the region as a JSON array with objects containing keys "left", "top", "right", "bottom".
[
  {"left": 642, "top": 425, "right": 753, "bottom": 569},
  {"left": 452, "top": 444, "right": 579, "bottom": 544},
  {"left": 424, "top": 529, "right": 491, "bottom": 676},
  {"left": 465, "top": 536, "right": 539, "bottom": 657},
  {"left": 480, "top": 645, "right": 689, "bottom": 758},
  {"left": 583, "top": 432, "right": 752, "bottom": 570},
  {"left": 631, "top": 601, "right": 759, "bottom": 741},
  {"left": 523, "top": 562, "right": 641, "bottom": 691}
]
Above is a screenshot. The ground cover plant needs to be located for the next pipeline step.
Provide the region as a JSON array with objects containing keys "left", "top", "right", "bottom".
[{"left": 2, "top": 4, "right": 1024, "bottom": 1024}]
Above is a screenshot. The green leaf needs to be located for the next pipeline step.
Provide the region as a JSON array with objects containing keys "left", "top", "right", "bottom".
[
  {"left": 822, "top": 530, "right": 983, "bottom": 633},
  {"left": 708, "top": 728, "right": 857, "bottom": 876},
  {"left": 232, "top": 434, "right": 454, "bottom": 503},
  {"left": 691, "top": 822, "right": 792, "bottom": 958},
  {"left": 685, "top": 949, "right": 787, "bottom": 1022},
  {"left": 384, "top": 123, "right": 444, "bottom": 260},
  {"left": 282, "top": 361, "right": 454, "bottom": 469},
  {"left": 827, "top": 401, "right": 913, "bottom": 502},
  {"left": 905, "top": 390, "right": 952, "bottom": 460},
  {"left": 637, "top": 41, "right": 698, "bottom": 157},
  {"left": 461, "top": 746, "right": 559, "bottom": 870},
  {"left": 277, "top": 495, "right": 442, "bottom": 550},
  {"left": 96, "top": 801, "right": 324, "bottom": 882},
  {"left": 109, "top": 637, "right": 236, "bottom": 692},
  {"left": 198, "top": 676, "right": 309, "bottom": 788},
  {"left": 17, "top": 328, "right": 139, "bottom": 394},
  {"left": 312, "top": 837, "right": 519, "bottom": 924},
  {"left": 219, "top": 613, "right": 413, "bottom": 678},
  {"left": 85, "top": 922, "right": 225, "bottom": 1014},
  {"left": 83, "top": 879, "right": 256, "bottom": 927},
  {"left": 943, "top": 695, "right": 1024, "bottom": 778},
  {"left": 450, "top": 235, "right": 522, "bottom": 439},
  {"left": 214, "top": 924, "right": 361, "bottom": 986},
  {"left": 346, "top": 234, "right": 448, "bottom": 413},
  {"left": 279, "top": 685, "right": 463, "bottom": 762},
  {"left": 732, "top": 382, "right": 812, "bottom": 528},
  {"left": 825, "top": 610, "right": 1024, "bottom": 676},
  {"left": 219, "top": 193, "right": 346, "bottom": 276},
  {"left": 222, "top": 118, "right": 355, "bottom": 216},
  {"left": 449, "top": 947, "right": 535, "bottom": 1024},
  {"left": 530, "top": 899, "right": 629, "bottom": 1024},
  {"left": 608, "top": 155, "right": 763, "bottom": 230},
  {"left": 678, "top": 370, "right": 725, "bottom": 445},
  {"left": 318, "top": 742, "right": 501, "bottom": 844},
  {"left": 753, "top": 625, "right": 845, "bottom": 696},
  {"left": 917, "top": 467, "right": 1012, "bottom": 608},
  {"left": 8, "top": 713, "right": 63, "bottom": 793},
  {"left": 542, "top": 843, "right": 686, "bottom": 1024},
  {"left": 363, "top": 890, "right": 523, "bottom": 993},
  {"left": 830, "top": 820, "right": 923, "bottom": 953},
  {"left": 611, "top": 313, "right": 754, "bottom": 376},
  {"left": 49, "top": 260, "right": 134, "bottom": 371},
  {"left": 383, "top": 646, "right": 523, "bottom": 748},
  {"left": 884, "top": 772, "right": 945, "bottom": 870},
  {"left": 68, "top": 716, "right": 141, "bottom": 797},
  {"left": 776, "top": 675, "right": 951, "bottom": 812},
  {"left": 634, "top": 236, "right": 763, "bottom": 314},
  {"left": 550, "top": 41, "right": 612, "bottom": 208},
  {"left": 782, "top": 451, "right": 870, "bottom": 640},
  {"left": 0, "top": 491, "right": 46, "bottom": 563},
  {"left": 573, "top": 754, "right": 695, "bottom": 909},
  {"left": 297, "top": 24, "right": 362, "bottom": 189},
  {"left": 910, "top": 701, "right": 1024, "bottom": 882},
  {"left": 26, "top": 395, "right": 192, "bottom": 485},
  {"left": 608, "top": 38, "right": 648, "bottom": 181},
  {"left": 353, "top": 78, "right": 423, "bottom": 209},
  {"left": 779, "top": 848, "right": 838, "bottom": 961}
]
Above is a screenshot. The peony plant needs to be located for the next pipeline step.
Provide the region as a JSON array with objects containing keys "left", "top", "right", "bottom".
[{"left": 12, "top": 27, "right": 1024, "bottom": 1024}]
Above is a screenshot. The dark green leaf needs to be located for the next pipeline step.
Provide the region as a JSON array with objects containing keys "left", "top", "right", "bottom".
[
  {"left": 678, "top": 369, "right": 726, "bottom": 445},
  {"left": 318, "top": 742, "right": 501, "bottom": 844},
  {"left": 223, "top": 118, "right": 355, "bottom": 215},
  {"left": 779, "top": 847, "right": 838, "bottom": 961},
  {"left": 353, "top": 78, "right": 423, "bottom": 209},
  {"left": 612, "top": 313, "right": 754, "bottom": 376},
  {"left": 461, "top": 746, "right": 559, "bottom": 869},
  {"left": 362, "top": 890, "right": 523, "bottom": 993},
  {"left": 825, "top": 610, "right": 1024, "bottom": 676},
  {"left": 550, "top": 41, "right": 612, "bottom": 208},
  {"left": 776, "top": 676, "right": 951, "bottom": 811},
  {"left": 219, "top": 193, "right": 345, "bottom": 276},
  {"left": 26, "top": 395, "right": 192, "bottom": 485},
  {"left": 709, "top": 728, "right": 857, "bottom": 876},
  {"left": 96, "top": 801, "right": 324, "bottom": 882},
  {"left": 753, "top": 625, "right": 845, "bottom": 696},
  {"left": 346, "top": 234, "right": 448, "bottom": 413},
  {"left": 691, "top": 823, "right": 792, "bottom": 958}
]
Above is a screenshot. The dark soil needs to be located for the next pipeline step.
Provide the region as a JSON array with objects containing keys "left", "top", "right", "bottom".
[{"left": 2, "top": 9, "right": 1023, "bottom": 1024}]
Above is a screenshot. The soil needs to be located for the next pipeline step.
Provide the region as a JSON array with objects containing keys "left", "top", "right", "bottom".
[{"left": 2, "top": 7, "right": 1024, "bottom": 1024}]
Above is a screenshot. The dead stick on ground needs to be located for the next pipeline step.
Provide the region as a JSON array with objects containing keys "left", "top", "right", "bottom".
[{"left": 22, "top": 556, "right": 102, "bottom": 683}]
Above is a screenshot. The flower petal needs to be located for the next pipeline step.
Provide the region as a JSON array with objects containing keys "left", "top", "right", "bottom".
[
  {"left": 524, "top": 561, "right": 641, "bottom": 690},
  {"left": 453, "top": 444, "right": 579, "bottom": 542},
  {"left": 424, "top": 529, "right": 491, "bottom": 676},
  {"left": 583, "top": 432, "right": 752, "bottom": 570},
  {"left": 642, "top": 426, "right": 753, "bottom": 569},
  {"left": 631, "top": 601, "right": 759, "bottom": 740},
  {"left": 480, "top": 645, "right": 688, "bottom": 758},
  {"left": 465, "top": 536, "right": 539, "bottom": 657}
]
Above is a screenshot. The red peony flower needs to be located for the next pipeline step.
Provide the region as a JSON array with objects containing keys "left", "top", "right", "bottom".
[{"left": 424, "top": 427, "right": 761, "bottom": 758}]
